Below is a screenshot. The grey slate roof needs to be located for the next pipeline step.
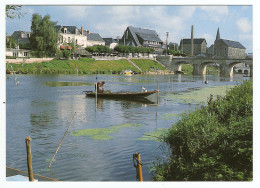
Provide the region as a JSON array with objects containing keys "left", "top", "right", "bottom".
[
  {"left": 86, "top": 33, "right": 105, "bottom": 42},
  {"left": 11, "top": 31, "right": 31, "bottom": 39},
  {"left": 220, "top": 39, "right": 246, "bottom": 49},
  {"left": 181, "top": 38, "right": 206, "bottom": 44},
  {"left": 103, "top": 38, "right": 117, "bottom": 46},
  {"left": 56, "top": 25, "right": 81, "bottom": 35},
  {"left": 126, "top": 26, "right": 163, "bottom": 46}
]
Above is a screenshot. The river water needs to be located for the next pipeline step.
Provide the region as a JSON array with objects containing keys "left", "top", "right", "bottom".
[{"left": 6, "top": 74, "right": 248, "bottom": 181}]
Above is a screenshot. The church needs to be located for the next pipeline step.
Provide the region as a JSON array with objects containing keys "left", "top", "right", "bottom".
[{"left": 211, "top": 28, "right": 246, "bottom": 59}]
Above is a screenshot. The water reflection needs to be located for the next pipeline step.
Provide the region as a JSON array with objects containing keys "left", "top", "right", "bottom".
[
  {"left": 44, "top": 81, "right": 92, "bottom": 87},
  {"left": 6, "top": 74, "right": 249, "bottom": 181}
]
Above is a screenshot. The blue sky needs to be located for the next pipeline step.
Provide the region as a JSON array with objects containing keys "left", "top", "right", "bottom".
[{"left": 6, "top": 5, "right": 252, "bottom": 52}]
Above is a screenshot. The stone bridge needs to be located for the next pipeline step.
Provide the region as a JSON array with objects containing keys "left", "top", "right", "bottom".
[{"left": 156, "top": 55, "right": 253, "bottom": 77}]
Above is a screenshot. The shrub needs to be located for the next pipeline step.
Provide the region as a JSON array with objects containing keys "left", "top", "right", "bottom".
[{"left": 153, "top": 80, "right": 253, "bottom": 181}]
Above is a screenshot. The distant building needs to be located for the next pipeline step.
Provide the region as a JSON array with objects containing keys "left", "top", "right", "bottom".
[
  {"left": 213, "top": 28, "right": 246, "bottom": 59},
  {"left": 11, "top": 30, "right": 31, "bottom": 48},
  {"left": 169, "top": 42, "right": 179, "bottom": 51},
  {"left": 6, "top": 48, "right": 30, "bottom": 57},
  {"left": 103, "top": 38, "right": 118, "bottom": 49},
  {"left": 84, "top": 31, "right": 105, "bottom": 46},
  {"left": 56, "top": 26, "right": 88, "bottom": 48},
  {"left": 56, "top": 26, "right": 105, "bottom": 49},
  {"left": 119, "top": 26, "right": 163, "bottom": 51},
  {"left": 179, "top": 38, "right": 207, "bottom": 56}
]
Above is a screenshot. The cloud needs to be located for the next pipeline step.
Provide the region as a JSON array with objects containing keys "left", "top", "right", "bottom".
[
  {"left": 236, "top": 18, "right": 252, "bottom": 33},
  {"left": 202, "top": 33, "right": 214, "bottom": 45},
  {"left": 63, "top": 6, "right": 91, "bottom": 18},
  {"left": 178, "top": 6, "right": 197, "bottom": 19},
  {"left": 199, "top": 6, "right": 229, "bottom": 22}
]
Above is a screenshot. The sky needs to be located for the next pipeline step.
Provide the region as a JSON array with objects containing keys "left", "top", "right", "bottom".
[{"left": 5, "top": 5, "right": 253, "bottom": 52}]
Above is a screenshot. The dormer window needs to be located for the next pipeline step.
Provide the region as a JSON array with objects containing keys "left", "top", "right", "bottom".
[{"left": 64, "top": 28, "right": 67, "bottom": 34}]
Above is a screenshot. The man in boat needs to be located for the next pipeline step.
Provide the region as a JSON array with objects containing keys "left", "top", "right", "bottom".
[{"left": 95, "top": 81, "right": 105, "bottom": 93}]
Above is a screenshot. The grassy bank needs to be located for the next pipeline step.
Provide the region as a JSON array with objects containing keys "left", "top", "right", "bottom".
[
  {"left": 130, "top": 59, "right": 166, "bottom": 71},
  {"left": 153, "top": 80, "right": 253, "bottom": 181},
  {"left": 7, "top": 58, "right": 166, "bottom": 74}
]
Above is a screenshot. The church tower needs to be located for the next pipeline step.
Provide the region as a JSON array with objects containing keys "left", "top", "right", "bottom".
[{"left": 215, "top": 27, "right": 220, "bottom": 41}]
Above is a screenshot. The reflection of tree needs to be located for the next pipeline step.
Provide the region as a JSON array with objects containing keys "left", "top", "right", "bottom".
[
  {"left": 30, "top": 113, "right": 51, "bottom": 127},
  {"left": 30, "top": 111, "right": 56, "bottom": 135}
]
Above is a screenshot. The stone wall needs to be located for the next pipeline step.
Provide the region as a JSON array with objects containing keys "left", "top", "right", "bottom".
[{"left": 6, "top": 58, "right": 54, "bottom": 64}]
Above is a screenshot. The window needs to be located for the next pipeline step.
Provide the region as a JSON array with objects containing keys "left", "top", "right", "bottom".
[
  {"left": 13, "top": 52, "right": 18, "bottom": 57},
  {"left": 68, "top": 37, "right": 71, "bottom": 43},
  {"left": 24, "top": 52, "right": 28, "bottom": 57}
]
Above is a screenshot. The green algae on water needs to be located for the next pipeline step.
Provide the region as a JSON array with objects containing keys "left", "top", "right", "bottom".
[
  {"left": 70, "top": 123, "right": 144, "bottom": 141},
  {"left": 160, "top": 113, "right": 179, "bottom": 120},
  {"left": 137, "top": 128, "right": 168, "bottom": 142},
  {"left": 167, "top": 85, "right": 235, "bottom": 104}
]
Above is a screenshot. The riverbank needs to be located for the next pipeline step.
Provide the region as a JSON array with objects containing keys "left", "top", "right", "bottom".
[
  {"left": 153, "top": 80, "right": 253, "bottom": 181},
  {"left": 6, "top": 58, "right": 169, "bottom": 74}
]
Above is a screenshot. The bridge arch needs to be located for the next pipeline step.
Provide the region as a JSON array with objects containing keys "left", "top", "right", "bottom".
[
  {"left": 224, "top": 61, "right": 248, "bottom": 77},
  {"left": 173, "top": 61, "right": 193, "bottom": 72},
  {"left": 199, "top": 61, "right": 221, "bottom": 75}
]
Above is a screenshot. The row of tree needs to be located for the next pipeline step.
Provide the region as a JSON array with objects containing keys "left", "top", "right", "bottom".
[{"left": 114, "top": 45, "right": 155, "bottom": 54}]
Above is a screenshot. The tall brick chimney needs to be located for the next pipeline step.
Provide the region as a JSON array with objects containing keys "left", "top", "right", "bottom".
[
  {"left": 81, "top": 26, "right": 84, "bottom": 35},
  {"left": 191, "top": 25, "right": 194, "bottom": 56}
]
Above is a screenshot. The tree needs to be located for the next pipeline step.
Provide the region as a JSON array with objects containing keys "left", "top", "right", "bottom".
[
  {"left": 6, "top": 5, "right": 23, "bottom": 19},
  {"left": 29, "top": 14, "right": 58, "bottom": 57},
  {"left": 6, "top": 36, "right": 17, "bottom": 48}
]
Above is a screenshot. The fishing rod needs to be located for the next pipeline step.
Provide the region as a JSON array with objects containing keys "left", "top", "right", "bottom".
[{"left": 48, "top": 112, "right": 77, "bottom": 168}]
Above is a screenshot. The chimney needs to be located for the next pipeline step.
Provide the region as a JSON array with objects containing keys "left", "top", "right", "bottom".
[
  {"left": 27, "top": 33, "right": 31, "bottom": 38},
  {"left": 81, "top": 27, "right": 84, "bottom": 35},
  {"left": 87, "top": 30, "right": 90, "bottom": 34},
  {"left": 191, "top": 25, "right": 194, "bottom": 56}
]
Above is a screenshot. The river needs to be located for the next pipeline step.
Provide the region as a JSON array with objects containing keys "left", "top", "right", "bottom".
[{"left": 6, "top": 73, "right": 248, "bottom": 181}]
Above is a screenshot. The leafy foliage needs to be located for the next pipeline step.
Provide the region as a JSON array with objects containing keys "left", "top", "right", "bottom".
[
  {"left": 86, "top": 45, "right": 112, "bottom": 54},
  {"left": 6, "top": 5, "right": 23, "bottom": 19},
  {"left": 29, "top": 14, "right": 58, "bottom": 57},
  {"left": 114, "top": 45, "right": 154, "bottom": 54},
  {"left": 153, "top": 80, "right": 253, "bottom": 181},
  {"left": 6, "top": 36, "right": 17, "bottom": 48}
]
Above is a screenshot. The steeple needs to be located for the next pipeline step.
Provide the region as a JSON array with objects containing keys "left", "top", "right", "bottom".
[{"left": 215, "top": 27, "right": 220, "bottom": 41}]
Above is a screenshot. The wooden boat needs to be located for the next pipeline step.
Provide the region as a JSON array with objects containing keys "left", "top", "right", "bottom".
[{"left": 85, "top": 90, "right": 158, "bottom": 99}]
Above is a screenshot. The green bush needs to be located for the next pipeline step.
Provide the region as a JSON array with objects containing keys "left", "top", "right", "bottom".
[
  {"left": 63, "top": 50, "right": 71, "bottom": 60},
  {"left": 153, "top": 80, "right": 253, "bottom": 181}
]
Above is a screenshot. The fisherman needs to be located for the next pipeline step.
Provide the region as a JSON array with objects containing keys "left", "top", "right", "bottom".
[{"left": 95, "top": 81, "right": 105, "bottom": 93}]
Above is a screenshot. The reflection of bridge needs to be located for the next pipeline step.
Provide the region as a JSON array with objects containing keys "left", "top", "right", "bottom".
[{"left": 156, "top": 56, "right": 253, "bottom": 77}]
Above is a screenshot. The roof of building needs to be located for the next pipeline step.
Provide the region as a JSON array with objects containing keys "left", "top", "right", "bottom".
[
  {"left": 56, "top": 25, "right": 81, "bottom": 35},
  {"left": 219, "top": 39, "right": 246, "bottom": 49},
  {"left": 125, "top": 26, "right": 163, "bottom": 46},
  {"left": 102, "top": 38, "right": 117, "bottom": 46},
  {"left": 85, "top": 32, "right": 105, "bottom": 42},
  {"left": 11, "top": 31, "right": 31, "bottom": 39},
  {"left": 181, "top": 38, "right": 206, "bottom": 45}
]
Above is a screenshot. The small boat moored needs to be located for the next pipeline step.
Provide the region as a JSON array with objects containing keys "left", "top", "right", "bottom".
[{"left": 85, "top": 90, "right": 158, "bottom": 99}]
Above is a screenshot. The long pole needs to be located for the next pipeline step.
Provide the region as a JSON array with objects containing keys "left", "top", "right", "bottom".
[
  {"left": 25, "top": 136, "right": 34, "bottom": 181},
  {"left": 157, "top": 70, "right": 159, "bottom": 104},
  {"left": 48, "top": 112, "right": 77, "bottom": 168},
  {"left": 137, "top": 153, "right": 143, "bottom": 181}
]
